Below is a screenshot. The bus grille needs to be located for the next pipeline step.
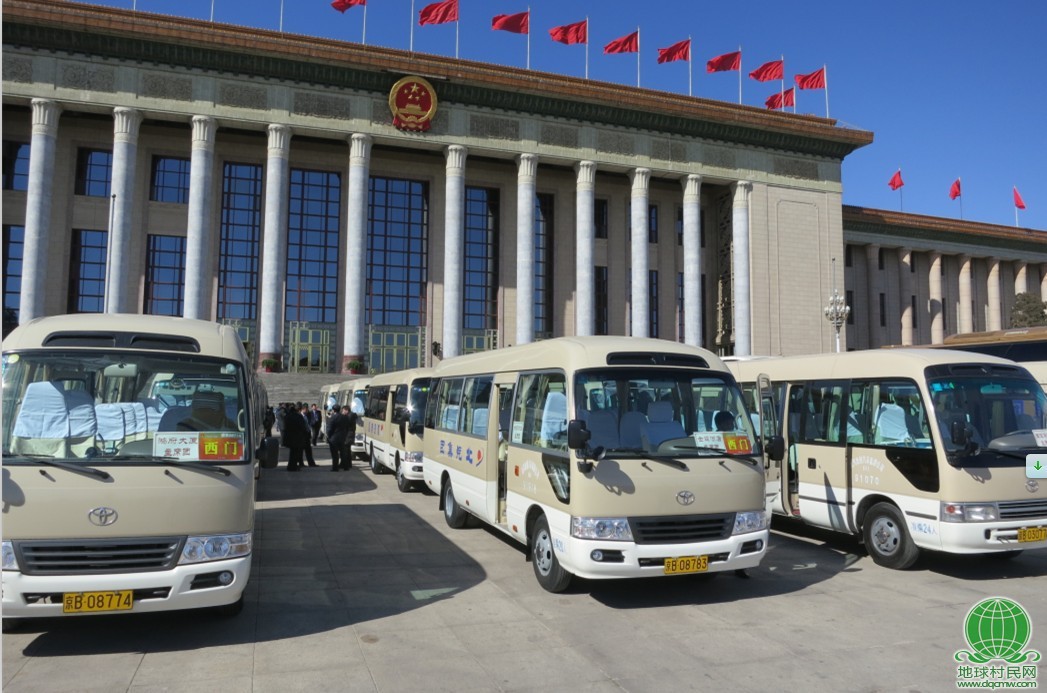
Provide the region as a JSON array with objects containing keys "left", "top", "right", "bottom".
[
  {"left": 998, "top": 499, "right": 1047, "bottom": 521},
  {"left": 16, "top": 538, "right": 182, "bottom": 575},
  {"left": 629, "top": 514, "right": 733, "bottom": 544}
]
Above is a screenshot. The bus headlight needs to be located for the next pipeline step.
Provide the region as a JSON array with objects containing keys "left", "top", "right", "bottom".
[
  {"left": 179, "top": 533, "right": 252, "bottom": 564},
  {"left": 406, "top": 451, "right": 423, "bottom": 464},
  {"left": 732, "top": 510, "right": 769, "bottom": 535},
  {"left": 941, "top": 502, "right": 999, "bottom": 523},
  {"left": 571, "top": 517, "right": 633, "bottom": 541},
  {"left": 2, "top": 541, "right": 19, "bottom": 571}
]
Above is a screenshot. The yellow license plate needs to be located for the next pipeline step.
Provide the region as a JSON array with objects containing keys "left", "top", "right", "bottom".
[
  {"left": 62, "top": 590, "right": 134, "bottom": 614},
  {"left": 1017, "top": 527, "right": 1047, "bottom": 543},
  {"left": 663, "top": 555, "right": 709, "bottom": 575}
]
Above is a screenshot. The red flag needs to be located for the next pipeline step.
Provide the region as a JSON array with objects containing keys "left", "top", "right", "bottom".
[
  {"left": 949, "top": 178, "right": 962, "bottom": 200},
  {"left": 749, "top": 59, "right": 784, "bottom": 82},
  {"left": 888, "top": 170, "right": 904, "bottom": 191},
  {"left": 549, "top": 19, "right": 587, "bottom": 45},
  {"left": 794, "top": 67, "right": 826, "bottom": 90},
  {"left": 1014, "top": 187, "right": 1027, "bottom": 210},
  {"left": 331, "top": 0, "right": 365, "bottom": 10},
  {"left": 492, "top": 11, "right": 528, "bottom": 34},
  {"left": 707, "top": 50, "right": 741, "bottom": 73},
  {"left": 656, "top": 38, "right": 691, "bottom": 64},
  {"left": 604, "top": 30, "right": 639, "bottom": 54},
  {"left": 419, "top": 0, "right": 458, "bottom": 26},
  {"left": 765, "top": 88, "right": 794, "bottom": 110}
]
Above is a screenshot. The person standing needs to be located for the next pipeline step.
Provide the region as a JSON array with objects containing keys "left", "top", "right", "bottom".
[
  {"left": 283, "top": 404, "right": 311, "bottom": 472},
  {"left": 326, "top": 405, "right": 350, "bottom": 471},
  {"left": 300, "top": 403, "right": 317, "bottom": 466},
  {"left": 309, "top": 403, "right": 322, "bottom": 445},
  {"left": 343, "top": 404, "right": 359, "bottom": 468}
]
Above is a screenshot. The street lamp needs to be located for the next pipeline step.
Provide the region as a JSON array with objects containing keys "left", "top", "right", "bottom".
[{"left": 823, "top": 257, "right": 850, "bottom": 353}]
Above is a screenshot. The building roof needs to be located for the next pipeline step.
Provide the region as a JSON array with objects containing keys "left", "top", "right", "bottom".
[
  {"left": 2, "top": 0, "right": 873, "bottom": 161},
  {"left": 843, "top": 205, "right": 1047, "bottom": 253}
]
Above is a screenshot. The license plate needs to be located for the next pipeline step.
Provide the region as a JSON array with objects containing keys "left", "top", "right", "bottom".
[
  {"left": 663, "top": 555, "right": 709, "bottom": 575},
  {"left": 63, "top": 590, "right": 134, "bottom": 614},
  {"left": 1017, "top": 527, "right": 1047, "bottom": 543}
]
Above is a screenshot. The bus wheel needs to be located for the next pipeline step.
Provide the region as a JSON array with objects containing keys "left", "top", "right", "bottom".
[
  {"left": 531, "top": 515, "right": 572, "bottom": 593},
  {"left": 863, "top": 502, "right": 919, "bottom": 569},
  {"left": 369, "top": 449, "right": 384, "bottom": 475},
  {"left": 395, "top": 459, "right": 412, "bottom": 492},
  {"left": 442, "top": 480, "right": 469, "bottom": 529}
]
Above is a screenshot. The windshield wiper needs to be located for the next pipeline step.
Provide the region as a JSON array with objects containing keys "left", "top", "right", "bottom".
[
  {"left": 108, "top": 453, "right": 232, "bottom": 477},
  {"left": 7, "top": 453, "right": 111, "bottom": 480}
]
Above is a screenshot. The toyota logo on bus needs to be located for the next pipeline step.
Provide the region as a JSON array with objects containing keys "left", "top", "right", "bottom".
[
  {"left": 1028, "top": 480, "right": 1040, "bottom": 494},
  {"left": 87, "top": 507, "right": 118, "bottom": 526},
  {"left": 676, "top": 491, "right": 695, "bottom": 506}
]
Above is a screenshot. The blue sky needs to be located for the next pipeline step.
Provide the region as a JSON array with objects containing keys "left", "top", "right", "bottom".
[{"left": 78, "top": 0, "right": 1046, "bottom": 230}]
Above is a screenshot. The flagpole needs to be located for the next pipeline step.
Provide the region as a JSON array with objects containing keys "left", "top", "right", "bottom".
[
  {"left": 585, "top": 17, "right": 590, "bottom": 80},
  {"left": 279, "top": 0, "right": 284, "bottom": 32},
  {"left": 210, "top": 0, "right": 214, "bottom": 22},
  {"left": 362, "top": 2, "right": 367, "bottom": 45},
  {"left": 526, "top": 6, "right": 531, "bottom": 70},
  {"left": 780, "top": 54, "right": 785, "bottom": 112},
  {"left": 823, "top": 64, "right": 830, "bottom": 118},
  {"left": 636, "top": 27, "right": 641, "bottom": 88},
  {"left": 410, "top": 0, "right": 415, "bottom": 52},
  {"left": 455, "top": 15, "right": 459, "bottom": 59},
  {"left": 688, "top": 36, "right": 693, "bottom": 96},
  {"left": 737, "top": 45, "right": 742, "bottom": 104}
]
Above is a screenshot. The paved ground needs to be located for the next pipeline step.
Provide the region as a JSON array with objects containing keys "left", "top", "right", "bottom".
[{"left": 4, "top": 447, "right": 1046, "bottom": 692}]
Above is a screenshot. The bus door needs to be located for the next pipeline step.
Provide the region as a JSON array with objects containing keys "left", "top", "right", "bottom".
[
  {"left": 791, "top": 380, "right": 852, "bottom": 532},
  {"left": 756, "top": 374, "right": 783, "bottom": 513},
  {"left": 492, "top": 376, "right": 516, "bottom": 525}
]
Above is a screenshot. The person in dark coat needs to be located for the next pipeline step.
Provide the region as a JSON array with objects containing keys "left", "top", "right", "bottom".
[
  {"left": 299, "top": 404, "right": 317, "bottom": 466},
  {"left": 326, "top": 406, "right": 350, "bottom": 471},
  {"left": 282, "top": 404, "right": 311, "bottom": 472},
  {"left": 343, "top": 405, "right": 359, "bottom": 468}
]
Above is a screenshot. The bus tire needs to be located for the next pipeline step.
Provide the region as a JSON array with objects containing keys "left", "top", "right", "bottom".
[
  {"left": 442, "top": 479, "right": 469, "bottom": 529},
  {"left": 863, "top": 502, "right": 919, "bottom": 570},
  {"left": 369, "top": 448, "right": 384, "bottom": 475},
  {"left": 395, "top": 458, "right": 412, "bottom": 492},
  {"left": 531, "top": 514, "right": 572, "bottom": 593}
]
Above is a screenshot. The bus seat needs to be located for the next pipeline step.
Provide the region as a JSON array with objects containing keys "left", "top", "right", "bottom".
[
  {"left": 95, "top": 402, "right": 150, "bottom": 444},
  {"left": 11, "top": 381, "right": 97, "bottom": 457},
  {"left": 157, "top": 406, "right": 191, "bottom": 432},
  {"left": 471, "top": 407, "right": 489, "bottom": 436},
  {"left": 713, "top": 410, "right": 735, "bottom": 432},
  {"left": 587, "top": 409, "right": 620, "bottom": 449},
  {"left": 620, "top": 411, "right": 647, "bottom": 449},
  {"left": 873, "top": 402, "right": 909, "bottom": 444},
  {"left": 539, "top": 392, "right": 568, "bottom": 448},
  {"left": 641, "top": 400, "right": 686, "bottom": 450}
]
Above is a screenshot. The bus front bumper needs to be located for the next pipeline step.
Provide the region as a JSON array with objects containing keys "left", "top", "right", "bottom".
[{"left": 936, "top": 520, "right": 1047, "bottom": 554}]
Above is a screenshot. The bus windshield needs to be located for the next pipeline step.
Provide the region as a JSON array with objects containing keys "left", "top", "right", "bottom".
[
  {"left": 3, "top": 350, "right": 247, "bottom": 464},
  {"left": 927, "top": 368, "right": 1047, "bottom": 462},
  {"left": 574, "top": 369, "right": 760, "bottom": 458}
]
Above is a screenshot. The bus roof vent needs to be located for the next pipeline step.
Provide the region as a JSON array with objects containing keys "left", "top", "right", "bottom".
[
  {"left": 606, "top": 352, "right": 709, "bottom": 368},
  {"left": 43, "top": 331, "right": 201, "bottom": 353}
]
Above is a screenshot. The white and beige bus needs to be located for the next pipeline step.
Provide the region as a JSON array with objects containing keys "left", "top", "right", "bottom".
[
  {"left": 361, "top": 368, "right": 433, "bottom": 491},
  {"left": 421, "top": 336, "right": 774, "bottom": 592},
  {"left": 1, "top": 314, "right": 279, "bottom": 629},
  {"left": 334, "top": 376, "right": 370, "bottom": 460},
  {"left": 728, "top": 349, "right": 1047, "bottom": 569}
]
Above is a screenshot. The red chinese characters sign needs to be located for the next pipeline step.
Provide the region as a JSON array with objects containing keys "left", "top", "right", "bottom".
[
  {"left": 154, "top": 432, "right": 243, "bottom": 461},
  {"left": 389, "top": 76, "right": 438, "bottom": 131}
]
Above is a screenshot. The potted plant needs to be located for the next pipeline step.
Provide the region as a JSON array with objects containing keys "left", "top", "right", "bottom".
[
  {"left": 344, "top": 359, "right": 364, "bottom": 374},
  {"left": 261, "top": 358, "right": 279, "bottom": 373}
]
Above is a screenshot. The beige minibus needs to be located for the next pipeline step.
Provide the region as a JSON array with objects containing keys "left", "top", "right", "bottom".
[
  {"left": 334, "top": 376, "right": 370, "bottom": 460},
  {"left": 422, "top": 336, "right": 774, "bottom": 592},
  {"left": 361, "top": 368, "right": 433, "bottom": 491},
  {"left": 1, "top": 314, "right": 278, "bottom": 629},
  {"left": 728, "top": 349, "right": 1047, "bottom": 569}
]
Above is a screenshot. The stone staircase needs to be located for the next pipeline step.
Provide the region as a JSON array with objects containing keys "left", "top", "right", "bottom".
[{"left": 257, "top": 372, "right": 353, "bottom": 407}]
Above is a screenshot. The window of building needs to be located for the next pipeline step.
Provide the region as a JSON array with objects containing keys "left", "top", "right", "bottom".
[
  {"left": 879, "top": 292, "right": 886, "bottom": 327},
  {"left": 594, "top": 265, "right": 609, "bottom": 335},
  {"left": 534, "top": 193, "right": 554, "bottom": 337},
  {"left": 649, "top": 269, "right": 659, "bottom": 338},
  {"left": 846, "top": 289, "right": 855, "bottom": 325},
  {"left": 68, "top": 229, "right": 107, "bottom": 313},
  {"left": 877, "top": 248, "right": 885, "bottom": 270},
  {"left": 3, "top": 225, "right": 25, "bottom": 328},
  {"left": 844, "top": 245, "right": 853, "bottom": 267},
  {"left": 594, "top": 198, "right": 609, "bottom": 239},
  {"left": 367, "top": 176, "right": 429, "bottom": 327},
  {"left": 648, "top": 204, "right": 658, "bottom": 244},
  {"left": 676, "top": 271, "right": 684, "bottom": 341},
  {"left": 464, "top": 187, "right": 499, "bottom": 331},
  {"left": 218, "top": 162, "right": 262, "bottom": 322},
  {"left": 676, "top": 207, "right": 682, "bottom": 246},
  {"left": 286, "top": 168, "right": 341, "bottom": 324},
  {"left": 74, "top": 148, "right": 112, "bottom": 197},
  {"left": 942, "top": 295, "right": 948, "bottom": 331},
  {"left": 150, "top": 156, "right": 191, "bottom": 203},
  {"left": 911, "top": 295, "right": 918, "bottom": 328},
  {"left": 2, "top": 141, "right": 30, "bottom": 191},
  {"left": 145, "top": 235, "right": 186, "bottom": 316}
]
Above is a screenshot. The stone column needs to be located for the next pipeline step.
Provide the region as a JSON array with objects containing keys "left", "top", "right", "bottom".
[
  {"left": 681, "top": 174, "right": 702, "bottom": 347},
  {"left": 1042, "top": 264, "right": 1047, "bottom": 303},
  {"left": 899, "top": 248, "right": 913, "bottom": 346},
  {"left": 865, "top": 244, "right": 881, "bottom": 348},
  {"left": 20, "top": 98, "right": 61, "bottom": 323},
  {"left": 574, "top": 161, "right": 597, "bottom": 338},
  {"left": 183, "top": 116, "right": 217, "bottom": 320},
  {"left": 986, "top": 258, "right": 1002, "bottom": 331},
  {"left": 929, "top": 251, "right": 944, "bottom": 344},
  {"left": 515, "top": 153, "right": 537, "bottom": 344},
  {"left": 258, "top": 124, "right": 292, "bottom": 368},
  {"left": 958, "top": 255, "right": 974, "bottom": 334},
  {"left": 731, "top": 181, "right": 752, "bottom": 355},
  {"left": 105, "top": 107, "right": 143, "bottom": 314},
  {"left": 441, "top": 145, "right": 468, "bottom": 359},
  {"left": 342, "top": 133, "right": 372, "bottom": 371},
  {"left": 629, "top": 168, "right": 651, "bottom": 338},
  {"left": 1014, "top": 261, "right": 1028, "bottom": 295}
]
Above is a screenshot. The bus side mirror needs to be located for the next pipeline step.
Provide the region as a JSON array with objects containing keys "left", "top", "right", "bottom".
[
  {"left": 257, "top": 436, "right": 280, "bottom": 469},
  {"left": 567, "top": 419, "right": 590, "bottom": 450},
  {"left": 408, "top": 420, "right": 424, "bottom": 436},
  {"left": 766, "top": 435, "right": 785, "bottom": 463}
]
